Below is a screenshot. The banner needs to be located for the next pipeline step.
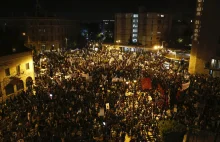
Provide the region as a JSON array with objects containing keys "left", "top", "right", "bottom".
[
  {"left": 158, "top": 84, "right": 165, "bottom": 96},
  {"left": 112, "top": 77, "right": 124, "bottom": 82},
  {"left": 141, "top": 78, "right": 152, "bottom": 90},
  {"left": 98, "top": 108, "right": 105, "bottom": 116},
  {"left": 181, "top": 81, "right": 190, "bottom": 91}
]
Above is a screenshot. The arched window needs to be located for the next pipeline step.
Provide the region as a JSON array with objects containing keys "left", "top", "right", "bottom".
[
  {"left": 16, "top": 80, "right": 24, "bottom": 91},
  {"left": 26, "top": 77, "right": 33, "bottom": 89},
  {"left": 5, "top": 84, "right": 14, "bottom": 95}
]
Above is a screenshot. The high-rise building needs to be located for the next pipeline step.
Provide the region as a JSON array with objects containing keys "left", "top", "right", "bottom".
[
  {"left": 114, "top": 12, "right": 172, "bottom": 47},
  {"left": 189, "top": 0, "right": 220, "bottom": 76}
]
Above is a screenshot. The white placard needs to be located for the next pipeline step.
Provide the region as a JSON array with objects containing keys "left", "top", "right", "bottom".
[{"left": 106, "top": 103, "right": 110, "bottom": 110}]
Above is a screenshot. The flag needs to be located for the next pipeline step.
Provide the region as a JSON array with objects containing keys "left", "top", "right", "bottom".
[
  {"left": 141, "top": 78, "right": 152, "bottom": 90},
  {"left": 157, "top": 84, "right": 165, "bottom": 96}
]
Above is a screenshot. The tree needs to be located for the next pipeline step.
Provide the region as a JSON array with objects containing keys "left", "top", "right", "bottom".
[{"left": 158, "top": 120, "right": 186, "bottom": 142}]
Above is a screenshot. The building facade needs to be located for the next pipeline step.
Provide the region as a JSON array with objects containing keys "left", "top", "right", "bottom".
[
  {"left": 0, "top": 51, "right": 35, "bottom": 102},
  {"left": 114, "top": 12, "right": 172, "bottom": 47},
  {"left": 0, "top": 16, "right": 79, "bottom": 52},
  {"left": 189, "top": 0, "right": 220, "bottom": 76}
]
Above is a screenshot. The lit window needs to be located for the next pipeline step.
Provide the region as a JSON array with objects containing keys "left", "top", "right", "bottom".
[
  {"left": 133, "top": 24, "right": 138, "bottom": 28},
  {"left": 196, "top": 12, "right": 201, "bottom": 16},
  {"left": 191, "top": 20, "right": 193, "bottom": 22},
  {"left": 157, "top": 32, "right": 161, "bottom": 34},
  {"left": 5, "top": 68, "right": 10, "bottom": 76},
  {"left": 197, "top": 7, "right": 202, "bottom": 12},
  {"left": 194, "top": 29, "right": 199, "bottom": 33},
  {"left": 161, "top": 15, "right": 164, "bottom": 17},
  {"left": 26, "top": 63, "right": 30, "bottom": 70},
  {"left": 132, "top": 34, "right": 137, "bottom": 37},
  {"left": 22, "top": 32, "right": 26, "bottom": 36},
  {"left": 133, "top": 19, "right": 138, "bottom": 22},
  {"left": 195, "top": 20, "right": 200, "bottom": 25},
  {"left": 133, "top": 14, "right": 138, "bottom": 17},
  {"left": 133, "top": 29, "right": 138, "bottom": 32},
  {"left": 132, "top": 39, "right": 137, "bottom": 43}
]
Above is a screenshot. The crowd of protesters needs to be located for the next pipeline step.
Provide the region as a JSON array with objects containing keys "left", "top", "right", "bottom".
[{"left": 0, "top": 47, "right": 220, "bottom": 142}]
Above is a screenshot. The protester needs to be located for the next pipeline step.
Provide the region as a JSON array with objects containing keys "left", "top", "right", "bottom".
[{"left": 0, "top": 48, "right": 219, "bottom": 141}]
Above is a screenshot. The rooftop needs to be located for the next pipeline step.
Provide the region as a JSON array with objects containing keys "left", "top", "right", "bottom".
[{"left": 0, "top": 42, "right": 31, "bottom": 57}]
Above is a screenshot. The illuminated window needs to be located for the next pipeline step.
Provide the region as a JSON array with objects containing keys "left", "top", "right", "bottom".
[
  {"left": 133, "top": 14, "right": 138, "bottom": 17},
  {"left": 161, "top": 15, "right": 164, "bottom": 17},
  {"left": 196, "top": 12, "right": 201, "bottom": 16},
  {"left": 133, "top": 29, "right": 137, "bottom": 32},
  {"left": 133, "top": 24, "right": 138, "bottom": 28},
  {"left": 194, "top": 33, "right": 198, "bottom": 37},
  {"left": 194, "top": 29, "right": 199, "bottom": 33},
  {"left": 194, "top": 36, "right": 198, "bottom": 41},
  {"left": 133, "top": 19, "right": 138, "bottom": 22},
  {"left": 197, "top": 7, "right": 202, "bottom": 12},
  {"left": 132, "top": 34, "right": 137, "bottom": 37},
  {"left": 157, "top": 32, "right": 161, "bottom": 34},
  {"left": 195, "top": 20, "right": 200, "bottom": 25},
  {"left": 132, "top": 39, "right": 137, "bottom": 43}
]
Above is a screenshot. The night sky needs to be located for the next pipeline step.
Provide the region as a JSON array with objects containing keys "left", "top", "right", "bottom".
[{"left": 0, "top": 0, "right": 196, "bottom": 20}]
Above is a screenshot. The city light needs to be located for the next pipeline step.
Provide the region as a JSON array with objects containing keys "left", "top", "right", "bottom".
[
  {"left": 116, "top": 40, "right": 121, "bottom": 43},
  {"left": 22, "top": 32, "right": 26, "bottom": 36}
]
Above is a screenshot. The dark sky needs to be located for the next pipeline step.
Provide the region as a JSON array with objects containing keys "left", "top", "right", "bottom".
[{"left": 0, "top": 0, "right": 196, "bottom": 20}]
